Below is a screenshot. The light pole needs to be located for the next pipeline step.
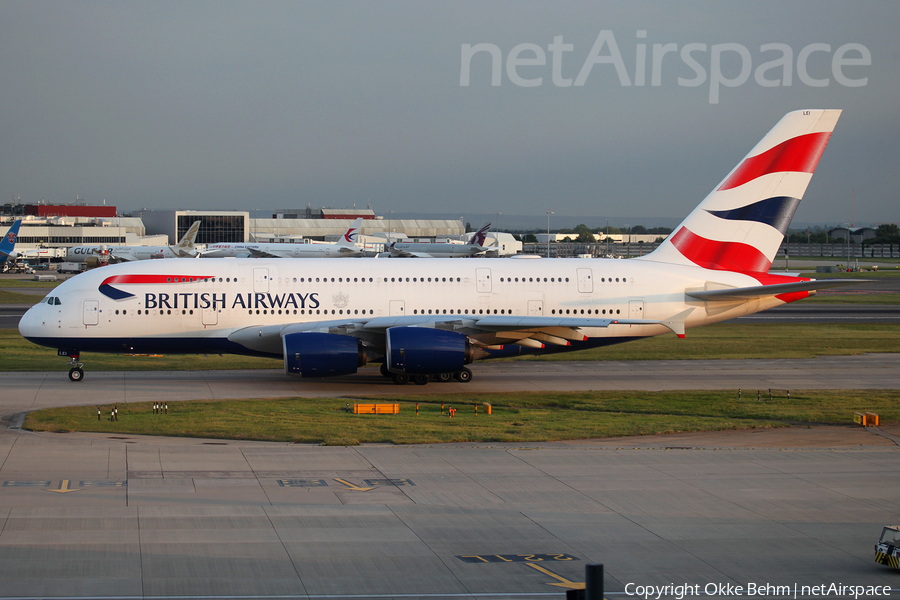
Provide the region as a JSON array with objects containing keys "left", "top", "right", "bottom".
[
  {"left": 845, "top": 223, "right": 851, "bottom": 271},
  {"left": 546, "top": 210, "right": 554, "bottom": 258},
  {"left": 605, "top": 218, "right": 610, "bottom": 256}
]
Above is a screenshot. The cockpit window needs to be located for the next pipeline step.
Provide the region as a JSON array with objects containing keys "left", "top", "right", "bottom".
[{"left": 45, "top": 296, "right": 61, "bottom": 305}]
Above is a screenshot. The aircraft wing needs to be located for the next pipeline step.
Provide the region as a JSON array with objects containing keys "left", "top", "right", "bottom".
[
  {"left": 108, "top": 253, "right": 135, "bottom": 263},
  {"left": 388, "top": 248, "right": 433, "bottom": 258},
  {"left": 685, "top": 279, "right": 868, "bottom": 301},
  {"left": 227, "top": 311, "right": 693, "bottom": 356},
  {"left": 246, "top": 248, "right": 285, "bottom": 259}
]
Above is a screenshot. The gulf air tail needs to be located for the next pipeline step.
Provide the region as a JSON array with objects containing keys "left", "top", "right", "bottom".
[
  {"left": 0, "top": 220, "right": 23, "bottom": 264},
  {"left": 637, "top": 109, "right": 841, "bottom": 273},
  {"left": 173, "top": 221, "right": 202, "bottom": 256}
]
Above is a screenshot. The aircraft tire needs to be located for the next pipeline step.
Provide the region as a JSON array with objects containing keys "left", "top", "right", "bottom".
[
  {"left": 68, "top": 367, "right": 84, "bottom": 382},
  {"left": 436, "top": 372, "right": 453, "bottom": 383},
  {"left": 392, "top": 373, "right": 410, "bottom": 385},
  {"left": 412, "top": 374, "right": 429, "bottom": 386},
  {"left": 454, "top": 367, "right": 472, "bottom": 383},
  {"left": 380, "top": 363, "right": 391, "bottom": 378}
]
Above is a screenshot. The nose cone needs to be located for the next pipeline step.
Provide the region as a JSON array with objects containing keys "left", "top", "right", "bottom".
[{"left": 18, "top": 304, "right": 40, "bottom": 340}]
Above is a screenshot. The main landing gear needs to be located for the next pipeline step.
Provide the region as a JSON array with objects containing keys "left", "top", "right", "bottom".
[{"left": 379, "top": 363, "right": 472, "bottom": 385}]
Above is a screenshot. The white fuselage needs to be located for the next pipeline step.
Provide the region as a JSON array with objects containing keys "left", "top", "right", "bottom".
[
  {"left": 66, "top": 245, "right": 193, "bottom": 263},
  {"left": 202, "top": 242, "right": 361, "bottom": 259},
  {"left": 19, "top": 256, "right": 789, "bottom": 356},
  {"left": 389, "top": 242, "right": 486, "bottom": 258}
]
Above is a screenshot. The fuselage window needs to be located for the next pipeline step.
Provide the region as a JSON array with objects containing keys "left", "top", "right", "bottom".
[
  {"left": 616, "top": 309, "right": 621, "bottom": 314},
  {"left": 427, "top": 309, "right": 432, "bottom": 314},
  {"left": 354, "top": 278, "right": 358, "bottom": 282},
  {"left": 616, "top": 278, "right": 619, "bottom": 282},
  {"left": 565, "top": 278, "right": 569, "bottom": 282}
]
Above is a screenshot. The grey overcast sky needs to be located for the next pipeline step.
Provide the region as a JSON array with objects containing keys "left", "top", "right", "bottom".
[{"left": 1, "top": 0, "right": 897, "bottom": 227}]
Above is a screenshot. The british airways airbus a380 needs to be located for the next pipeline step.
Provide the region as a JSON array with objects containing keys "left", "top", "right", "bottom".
[{"left": 20, "top": 110, "right": 852, "bottom": 383}]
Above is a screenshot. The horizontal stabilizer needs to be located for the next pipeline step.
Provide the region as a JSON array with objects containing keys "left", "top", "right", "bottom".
[{"left": 686, "top": 279, "right": 868, "bottom": 301}]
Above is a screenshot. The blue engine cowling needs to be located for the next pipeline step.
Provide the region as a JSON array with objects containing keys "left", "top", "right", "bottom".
[
  {"left": 283, "top": 332, "right": 366, "bottom": 377},
  {"left": 386, "top": 327, "right": 472, "bottom": 375}
]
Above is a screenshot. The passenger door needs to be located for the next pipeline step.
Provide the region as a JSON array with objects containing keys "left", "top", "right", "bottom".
[{"left": 82, "top": 300, "right": 99, "bottom": 326}]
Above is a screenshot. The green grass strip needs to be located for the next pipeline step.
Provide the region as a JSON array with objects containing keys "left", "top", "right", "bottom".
[{"left": 24, "top": 389, "right": 895, "bottom": 445}]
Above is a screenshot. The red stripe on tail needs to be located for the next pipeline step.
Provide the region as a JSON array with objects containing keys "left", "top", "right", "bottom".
[
  {"left": 670, "top": 227, "right": 772, "bottom": 273},
  {"left": 718, "top": 132, "right": 832, "bottom": 191}
]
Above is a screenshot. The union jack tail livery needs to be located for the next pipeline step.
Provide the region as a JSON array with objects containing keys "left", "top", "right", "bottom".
[{"left": 639, "top": 109, "right": 841, "bottom": 273}]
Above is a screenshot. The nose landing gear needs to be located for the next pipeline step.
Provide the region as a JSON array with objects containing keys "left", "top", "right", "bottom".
[{"left": 59, "top": 350, "right": 84, "bottom": 382}]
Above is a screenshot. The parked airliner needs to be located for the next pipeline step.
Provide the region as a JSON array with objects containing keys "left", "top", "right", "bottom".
[
  {"left": 66, "top": 221, "right": 202, "bottom": 266},
  {"left": 389, "top": 223, "right": 491, "bottom": 258},
  {"left": 201, "top": 218, "right": 363, "bottom": 258},
  {"left": 20, "top": 110, "right": 853, "bottom": 384}
]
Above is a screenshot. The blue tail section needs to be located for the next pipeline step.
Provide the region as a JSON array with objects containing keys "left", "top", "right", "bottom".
[{"left": 0, "top": 220, "right": 22, "bottom": 264}]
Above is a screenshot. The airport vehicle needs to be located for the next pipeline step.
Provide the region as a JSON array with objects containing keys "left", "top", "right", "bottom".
[
  {"left": 56, "top": 262, "right": 87, "bottom": 274},
  {"left": 389, "top": 223, "right": 491, "bottom": 258},
  {"left": 19, "top": 110, "right": 853, "bottom": 383},
  {"left": 66, "top": 220, "right": 202, "bottom": 266},
  {"left": 201, "top": 218, "right": 364, "bottom": 258},
  {"left": 875, "top": 526, "right": 900, "bottom": 568},
  {"left": 0, "top": 220, "right": 23, "bottom": 269}
]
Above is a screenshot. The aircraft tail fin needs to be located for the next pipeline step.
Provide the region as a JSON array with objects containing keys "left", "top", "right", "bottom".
[
  {"left": 0, "top": 220, "right": 22, "bottom": 263},
  {"left": 636, "top": 110, "right": 841, "bottom": 273},
  {"left": 468, "top": 222, "right": 491, "bottom": 246},
  {"left": 338, "top": 218, "right": 363, "bottom": 247},
  {"left": 174, "top": 221, "right": 202, "bottom": 253}
]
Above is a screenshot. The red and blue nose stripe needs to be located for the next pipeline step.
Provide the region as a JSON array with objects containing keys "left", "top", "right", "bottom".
[{"left": 99, "top": 274, "right": 215, "bottom": 300}]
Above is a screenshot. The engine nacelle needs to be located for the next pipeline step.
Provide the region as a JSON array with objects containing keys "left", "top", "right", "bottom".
[
  {"left": 283, "top": 332, "right": 366, "bottom": 377},
  {"left": 386, "top": 327, "right": 472, "bottom": 375}
]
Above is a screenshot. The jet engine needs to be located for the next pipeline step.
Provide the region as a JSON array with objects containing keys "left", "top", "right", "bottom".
[
  {"left": 385, "top": 327, "right": 473, "bottom": 375},
  {"left": 283, "top": 332, "right": 367, "bottom": 377}
]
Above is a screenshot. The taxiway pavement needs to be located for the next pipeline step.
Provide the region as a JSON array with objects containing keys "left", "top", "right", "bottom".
[{"left": 1, "top": 335, "right": 899, "bottom": 598}]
